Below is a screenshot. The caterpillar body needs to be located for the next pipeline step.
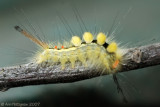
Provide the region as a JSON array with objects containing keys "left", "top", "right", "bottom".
[{"left": 15, "top": 26, "right": 124, "bottom": 74}]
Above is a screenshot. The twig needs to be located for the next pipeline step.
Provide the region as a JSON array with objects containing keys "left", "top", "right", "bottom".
[{"left": 0, "top": 43, "right": 160, "bottom": 91}]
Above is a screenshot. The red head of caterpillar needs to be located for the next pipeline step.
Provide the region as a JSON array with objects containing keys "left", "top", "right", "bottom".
[{"left": 15, "top": 26, "right": 123, "bottom": 74}]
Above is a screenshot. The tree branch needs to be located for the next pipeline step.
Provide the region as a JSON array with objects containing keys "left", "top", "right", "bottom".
[{"left": 0, "top": 43, "right": 160, "bottom": 91}]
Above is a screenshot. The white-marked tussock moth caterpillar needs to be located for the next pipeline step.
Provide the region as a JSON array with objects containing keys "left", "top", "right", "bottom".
[{"left": 15, "top": 25, "right": 124, "bottom": 74}]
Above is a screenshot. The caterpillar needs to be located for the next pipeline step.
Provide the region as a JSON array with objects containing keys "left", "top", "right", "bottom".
[{"left": 14, "top": 25, "right": 124, "bottom": 74}]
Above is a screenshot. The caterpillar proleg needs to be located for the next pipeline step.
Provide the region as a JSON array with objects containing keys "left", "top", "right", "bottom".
[{"left": 15, "top": 26, "right": 124, "bottom": 74}]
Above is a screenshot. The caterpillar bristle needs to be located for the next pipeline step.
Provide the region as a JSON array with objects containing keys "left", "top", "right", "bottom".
[{"left": 15, "top": 25, "right": 49, "bottom": 49}]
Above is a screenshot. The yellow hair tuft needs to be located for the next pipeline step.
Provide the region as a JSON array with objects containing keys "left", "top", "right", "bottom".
[
  {"left": 96, "top": 32, "right": 107, "bottom": 45},
  {"left": 71, "top": 36, "right": 82, "bottom": 46},
  {"left": 83, "top": 32, "right": 94, "bottom": 43},
  {"left": 107, "top": 42, "right": 117, "bottom": 53}
]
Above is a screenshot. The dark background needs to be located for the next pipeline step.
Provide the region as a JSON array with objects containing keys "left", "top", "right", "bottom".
[{"left": 0, "top": 0, "right": 160, "bottom": 106}]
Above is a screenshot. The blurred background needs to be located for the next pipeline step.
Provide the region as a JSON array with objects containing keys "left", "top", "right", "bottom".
[{"left": 0, "top": 0, "right": 160, "bottom": 106}]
